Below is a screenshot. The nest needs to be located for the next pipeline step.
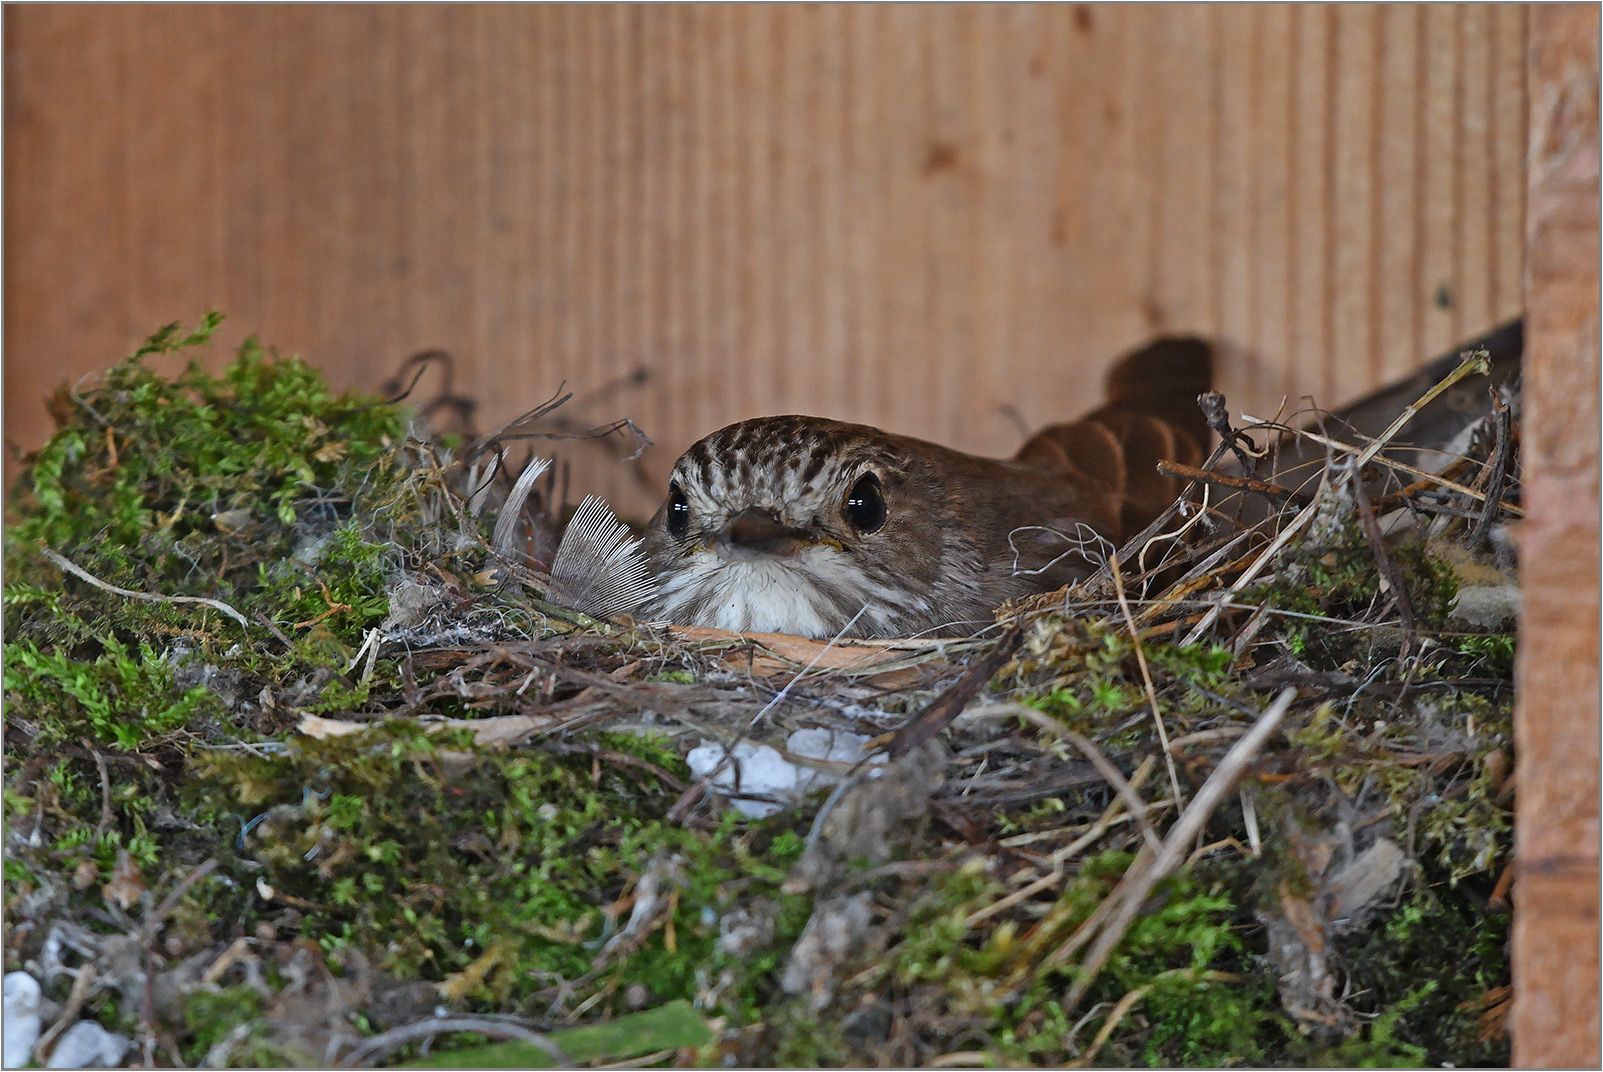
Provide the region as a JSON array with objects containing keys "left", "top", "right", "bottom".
[{"left": 4, "top": 316, "right": 1519, "bottom": 1067}]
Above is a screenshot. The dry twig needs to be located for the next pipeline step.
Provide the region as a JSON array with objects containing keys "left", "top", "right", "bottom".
[
  {"left": 43, "top": 548, "right": 252, "bottom": 630},
  {"left": 1109, "top": 554, "right": 1185, "bottom": 811}
]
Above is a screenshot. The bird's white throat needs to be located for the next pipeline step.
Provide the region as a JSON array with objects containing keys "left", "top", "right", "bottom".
[{"left": 650, "top": 544, "right": 917, "bottom": 637}]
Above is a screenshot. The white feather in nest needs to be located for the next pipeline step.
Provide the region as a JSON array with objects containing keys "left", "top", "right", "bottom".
[
  {"left": 546, "top": 495, "right": 658, "bottom": 619},
  {"left": 490, "top": 455, "right": 553, "bottom": 557}
]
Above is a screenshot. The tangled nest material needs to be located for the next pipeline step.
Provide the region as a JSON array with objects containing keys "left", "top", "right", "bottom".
[{"left": 5, "top": 315, "right": 1519, "bottom": 1067}]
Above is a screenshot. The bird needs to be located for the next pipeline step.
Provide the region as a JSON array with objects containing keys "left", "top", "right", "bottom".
[{"left": 640, "top": 338, "right": 1213, "bottom": 639}]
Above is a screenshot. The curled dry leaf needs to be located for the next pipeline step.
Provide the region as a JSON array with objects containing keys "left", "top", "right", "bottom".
[{"left": 101, "top": 850, "right": 146, "bottom": 912}]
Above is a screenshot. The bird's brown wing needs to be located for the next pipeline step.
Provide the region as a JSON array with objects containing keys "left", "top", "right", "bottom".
[{"left": 1013, "top": 336, "right": 1212, "bottom": 540}]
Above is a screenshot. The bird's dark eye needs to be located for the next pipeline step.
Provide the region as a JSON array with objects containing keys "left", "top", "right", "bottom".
[
  {"left": 843, "top": 473, "right": 886, "bottom": 534},
  {"left": 666, "top": 482, "right": 691, "bottom": 539}
]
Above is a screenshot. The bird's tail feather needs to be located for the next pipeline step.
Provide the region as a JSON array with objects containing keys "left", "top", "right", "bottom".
[{"left": 1013, "top": 336, "right": 1213, "bottom": 540}]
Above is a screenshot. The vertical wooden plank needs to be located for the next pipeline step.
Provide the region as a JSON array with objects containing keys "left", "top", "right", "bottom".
[
  {"left": 874, "top": 4, "right": 921, "bottom": 439},
  {"left": 924, "top": 4, "right": 975, "bottom": 441},
  {"left": 330, "top": 6, "right": 407, "bottom": 384},
  {"left": 1288, "top": 6, "right": 1333, "bottom": 410},
  {"left": 659, "top": 5, "right": 692, "bottom": 447},
  {"left": 965, "top": 5, "right": 1004, "bottom": 448},
  {"left": 731, "top": 6, "right": 773, "bottom": 428},
  {"left": 1513, "top": 6, "right": 1601, "bottom": 1066},
  {"left": 214, "top": 6, "right": 269, "bottom": 337},
  {"left": 1490, "top": 4, "right": 1529, "bottom": 326},
  {"left": 1211, "top": 7, "right": 1255, "bottom": 382},
  {"left": 1065, "top": 3, "right": 1140, "bottom": 367},
  {"left": 840, "top": 4, "right": 876, "bottom": 430},
  {"left": 1456, "top": 4, "right": 1495, "bottom": 338},
  {"left": 1148, "top": 4, "right": 1216, "bottom": 334},
  {"left": 126, "top": 7, "right": 225, "bottom": 347},
  {"left": 481, "top": 5, "right": 538, "bottom": 408},
  {"left": 1248, "top": 4, "right": 1295, "bottom": 413},
  {"left": 1375, "top": 4, "right": 1423, "bottom": 383},
  {"left": 1328, "top": 6, "right": 1379, "bottom": 400},
  {"left": 634, "top": 2, "right": 672, "bottom": 498},
  {"left": 5, "top": 6, "right": 134, "bottom": 418},
  {"left": 1419, "top": 5, "right": 1462, "bottom": 357},
  {"left": 810, "top": 4, "right": 849, "bottom": 426}
]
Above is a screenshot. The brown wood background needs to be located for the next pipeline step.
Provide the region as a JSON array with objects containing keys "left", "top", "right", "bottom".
[
  {"left": 7, "top": 3, "right": 1528, "bottom": 520},
  {"left": 1512, "top": 4, "right": 1600, "bottom": 1065}
]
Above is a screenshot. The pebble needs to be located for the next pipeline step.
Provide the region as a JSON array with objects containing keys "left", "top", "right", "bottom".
[
  {"left": 45, "top": 1021, "right": 131, "bottom": 1069},
  {"left": 687, "top": 728, "right": 883, "bottom": 818},
  {"left": 3, "top": 972, "right": 42, "bottom": 1069}
]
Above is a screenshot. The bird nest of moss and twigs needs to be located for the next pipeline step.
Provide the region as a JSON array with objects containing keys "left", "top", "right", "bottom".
[{"left": 4, "top": 315, "right": 1517, "bottom": 1068}]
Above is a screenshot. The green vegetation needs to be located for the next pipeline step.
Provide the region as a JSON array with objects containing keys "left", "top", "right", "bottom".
[{"left": 4, "top": 317, "right": 1517, "bottom": 1067}]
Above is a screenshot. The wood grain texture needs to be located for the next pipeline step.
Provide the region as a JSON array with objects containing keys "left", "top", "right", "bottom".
[
  {"left": 6, "top": 4, "right": 1529, "bottom": 518},
  {"left": 1512, "top": 5, "right": 1600, "bottom": 1066}
]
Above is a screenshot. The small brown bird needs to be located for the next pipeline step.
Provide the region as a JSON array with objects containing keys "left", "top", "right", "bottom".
[{"left": 642, "top": 338, "right": 1212, "bottom": 638}]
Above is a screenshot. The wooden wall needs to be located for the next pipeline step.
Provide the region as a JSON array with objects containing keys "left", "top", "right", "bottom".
[
  {"left": 1513, "top": 5, "right": 1600, "bottom": 1065},
  {"left": 6, "top": 4, "right": 1528, "bottom": 518}
]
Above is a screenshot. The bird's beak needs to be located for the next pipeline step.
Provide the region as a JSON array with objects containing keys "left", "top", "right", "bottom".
[{"left": 717, "top": 507, "right": 812, "bottom": 557}]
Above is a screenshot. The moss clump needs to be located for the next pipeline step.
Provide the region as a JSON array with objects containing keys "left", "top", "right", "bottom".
[
  {"left": 193, "top": 720, "right": 814, "bottom": 1023},
  {"left": 5, "top": 634, "right": 220, "bottom": 751},
  {"left": 1339, "top": 889, "right": 1511, "bottom": 1065},
  {"left": 1245, "top": 505, "right": 1460, "bottom": 671},
  {"left": 1285, "top": 696, "right": 1513, "bottom": 884},
  {"left": 5, "top": 317, "right": 421, "bottom": 746}
]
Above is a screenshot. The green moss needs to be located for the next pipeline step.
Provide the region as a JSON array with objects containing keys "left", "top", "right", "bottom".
[
  {"left": 1241, "top": 515, "right": 1461, "bottom": 670},
  {"left": 1339, "top": 891, "right": 1510, "bottom": 1066},
  {"left": 182, "top": 987, "right": 272, "bottom": 1066},
  {"left": 190, "top": 722, "right": 811, "bottom": 1022},
  {"left": 1286, "top": 697, "right": 1513, "bottom": 883},
  {"left": 4, "top": 634, "right": 220, "bottom": 750},
  {"left": 1454, "top": 633, "right": 1516, "bottom": 676},
  {"left": 6, "top": 313, "right": 409, "bottom": 660}
]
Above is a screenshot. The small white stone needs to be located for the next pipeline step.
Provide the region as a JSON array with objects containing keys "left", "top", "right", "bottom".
[
  {"left": 45, "top": 1021, "right": 131, "bottom": 1068},
  {"left": 1448, "top": 585, "right": 1521, "bottom": 629},
  {"left": 3, "top": 972, "right": 42, "bottom": 1069},
  {"left": 688, "top": 730, "right": 886, "bottom": 819},
  {"left": 686, "top": 741, "right": 795, "bottom": 818},
  {"left": 786, "top": 727, "right": 880, "bottom": 770}
]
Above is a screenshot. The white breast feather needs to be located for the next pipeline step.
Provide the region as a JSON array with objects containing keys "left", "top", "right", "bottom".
[{"left": 654, "top": 546, "right": 923, "bottom": 636}]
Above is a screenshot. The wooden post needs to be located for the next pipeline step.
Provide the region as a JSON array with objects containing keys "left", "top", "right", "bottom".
[{"left": 1513, "top": 5, "right": 1600, "bottom": 1066}]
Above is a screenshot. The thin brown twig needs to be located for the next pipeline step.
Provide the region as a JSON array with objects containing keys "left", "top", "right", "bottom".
[
  {"left": 143, "top": 858, "right": 220, "bottom": 940},
  {"left": 83, "top": 738, "right": 114, "bottom": 837},
  {"left": 888, "top": 628, "right": 1024, "bottom": 758},
  {"left": 1353, "top": 469, "right": 1416, "bottom": 633},
  {"left": 1156, "top": 459, "right": 1310, "bottom": 505},
  {"left": 1013, "top": 710, "right": 1162, "bottom": 857},
  {"left": 252, "top": 611, "right": 296, "bottom": 649},
  {"left": 1066, "top": 979, "right": 1151, "bottom": 1067},
  {"left": 33, "top": 963, "right": 97, "bottom": 1064},
  {"left": 1469, "top": 392, "right": 1514, "bottom": 548},
  {"left": 292, "top": 578, "right": 354, "bottom": 629},
  {"left": 1110, "top": 554, "right": 1185, "bottom": 812}
]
